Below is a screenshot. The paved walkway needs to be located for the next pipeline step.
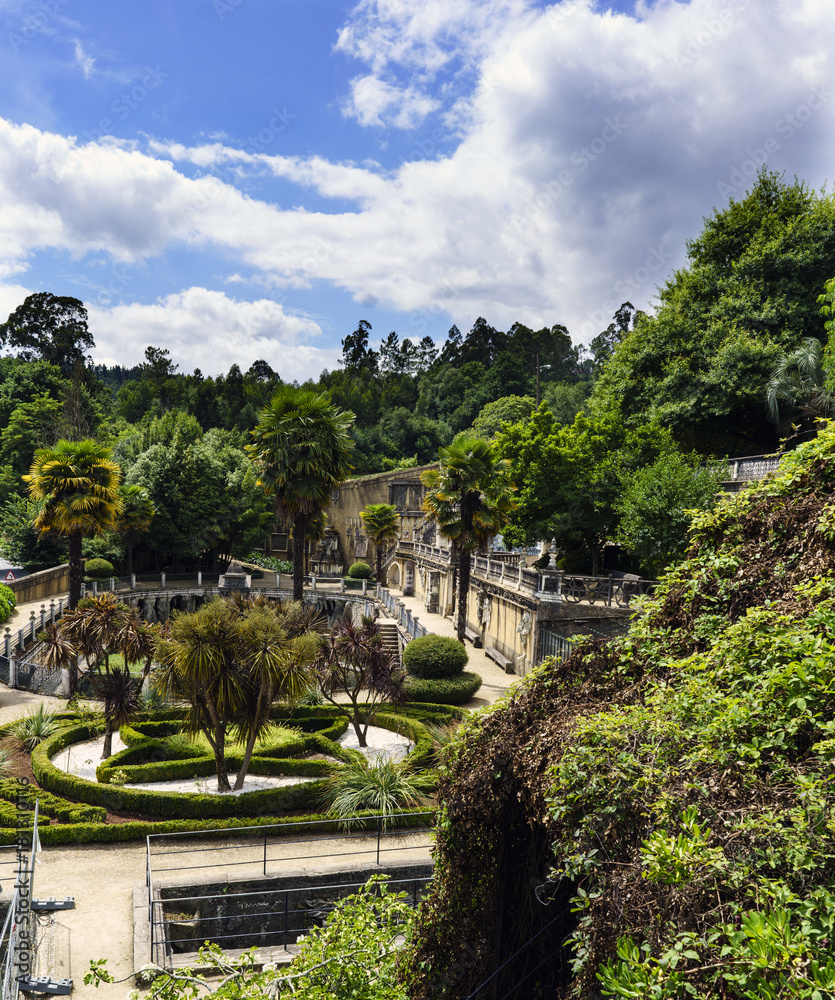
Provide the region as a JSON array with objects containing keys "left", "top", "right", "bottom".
[
  {"left": 0, "top": 586, "right": 522, "bottom": 996},
  {"left": 383, "top": 588, "right": 522, "bottom": 709}
]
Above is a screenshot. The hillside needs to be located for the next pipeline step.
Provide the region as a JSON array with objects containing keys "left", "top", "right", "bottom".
[{"left": 403, "top": 423, "right": 835, "bottom": 998}]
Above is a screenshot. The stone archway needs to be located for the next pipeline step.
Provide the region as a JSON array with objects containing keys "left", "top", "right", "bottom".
[{"left": 387, "top": 562, "right": 401, "bottom": 587}]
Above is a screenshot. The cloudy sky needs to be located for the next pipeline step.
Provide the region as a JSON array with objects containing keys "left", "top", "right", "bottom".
[{"left": 0, "top": 0, "right": 833, "bottom": 379}]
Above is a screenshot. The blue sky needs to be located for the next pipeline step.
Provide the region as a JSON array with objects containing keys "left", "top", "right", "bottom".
[{"left": 0, "top": 0, "right": 833, "bottom": 379}]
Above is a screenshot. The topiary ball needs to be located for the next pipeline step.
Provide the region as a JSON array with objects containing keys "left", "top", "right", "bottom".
[
  {"left": 84, "top": 558, "right": 114, "bottom": 579},
  {"left": 348, "top": 561, "right": 373, "bottom": 580},
  {"left": 403, "top": 635, "right": 469, "bottom": 679}
]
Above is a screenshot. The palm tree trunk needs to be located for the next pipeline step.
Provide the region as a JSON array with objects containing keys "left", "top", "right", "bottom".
[
  {"left": 102, "top": 721, "right": 114, "bottom": 759},
  {"left": 126, "top": 533, "right": 134, "bottom": 577},
  {"left": 292, "top": 514, "right": 307, "bottom": 601},
  {"left": 212, "top": 722, "right": 231, "bottom": 792},
  {"left": 456, "top": 550, "right": 471, "bottom": 643},
  {"left": 376, "top": 542, "right": 383, "bottom": 583},
  {"left": 68, "top": 532, "right": 83, "bottom": 610}
]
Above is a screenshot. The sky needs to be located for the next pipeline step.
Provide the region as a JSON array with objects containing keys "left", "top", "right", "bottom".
[{"left": 0, "top": 0, "right": 833, "bottom": 380}]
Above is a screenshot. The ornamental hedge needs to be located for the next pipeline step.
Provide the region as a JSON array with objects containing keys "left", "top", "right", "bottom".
[
  {"left": 403, "top": 672, "right": 483, "bottom": 705},
  {"left": 348, "top": 561, "right": 373, "bottom": 579},
  {"left": 403, "top": 635, "right": 469, "bottom": 679}
]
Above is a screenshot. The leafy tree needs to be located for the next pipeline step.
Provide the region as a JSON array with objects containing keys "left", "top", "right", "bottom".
[
  {"left": 0, "top": 494, "right": 67, "bottom": 570},
  {"left": 541, "top": 381, "right": 591, "bottom": 425},
  {"left": 248, "top": 387, "right": 355, "bottom": 601},
  {"left": 587, "top": 302, "right": 643, "bottom": 376},
  {"left": 117, "top": 484, "right": 154, "bottom": 576},
  {"left": 155, "top": 597, "right": 317, "bottom": 791},
  {"left": 465, "top": 395, "right": 535, "bottom": 440},
  {"left": 499, "top": 409, "right": 674, "bottom": 575},
  {"left": 313, "top": 616, "right": 404, "bottom": 747},
  {"left": 0, "top": 292, "right": 94, "bottom": 372},
  {"left": 0, "top": 393, "right": 63, "bottom": 477},
  {"left": 341, "top": 319, "right": 379, "bottom": 375},
  {"left": 360, "top": 503, "right": 399, "bottom": 581},
  {"left": 592, "top": 171, "right": 835, "bottom": 453},
  {"left": 615, "top": 452, "right": 724, "bottom": 576},
  {"left": 24, "top": 440, "right": 123, "bottom": 608},
  {"left": 421, "top": 438, "right": 517, "bottom": 641}
]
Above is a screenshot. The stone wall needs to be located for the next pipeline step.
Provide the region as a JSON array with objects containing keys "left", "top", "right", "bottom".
[
  {"left": 7, "top": 564, "right": 70, "bottom": 604},
  {"left": 327, "top": 465, "right": 434, "bottom": 577}
]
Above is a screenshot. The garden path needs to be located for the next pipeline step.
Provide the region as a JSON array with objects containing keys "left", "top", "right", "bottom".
[
  {"left": 0, "top": 589, "right": 522, "bottom": 998},
  {"left": 384, "top": 588, "right": 523, "bottom": 708}
]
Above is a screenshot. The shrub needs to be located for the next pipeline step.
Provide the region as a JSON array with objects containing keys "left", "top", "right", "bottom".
[
  {"left": 403, "top": 635, "right": 469, "bottom": 679},
  {"left": 0, "top": 583, "right": 16, "bottom": 625},
  {"left": 243, "top": 552, "right": 292, "bottom": 574},
  {"left": 403, "top": 672, "right": 483, "bottom": 705},
  {"left": 8, "top": 703, "right": 61, "bottom": 751},
  {"left": 348, "top": 561, "right": 373, "bottom": 580},
  {"left": 83, "top": 558, "right": 114, "bottom": 580},
  {"left": 320, "top": 756, "right": 430, "bottom": 830}
]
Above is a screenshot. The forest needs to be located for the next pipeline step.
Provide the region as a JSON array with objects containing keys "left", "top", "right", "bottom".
[{"left": 0, "top": 170, "right": 833, "bottom": 579}]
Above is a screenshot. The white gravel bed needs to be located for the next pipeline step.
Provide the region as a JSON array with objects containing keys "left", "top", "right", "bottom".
[{"left": 50, "top": 724, "right": 412, "bottom": 796}]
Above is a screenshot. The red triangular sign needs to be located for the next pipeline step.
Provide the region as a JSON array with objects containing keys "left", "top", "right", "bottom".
[{"left": 4, "top": 571, "right": 15, "bottom": 581}]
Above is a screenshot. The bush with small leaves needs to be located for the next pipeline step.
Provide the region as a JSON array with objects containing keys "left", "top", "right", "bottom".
[
  {"left": 403, "top": 634, "right": 469, "bottom": 679},
  {"left": 348, "top": 561, "right": 373, "bottom": 580},
  {"left": 0, "top": 583, "right": 16, "bottom": 625},
  {"left": 403, "top": 671, "right": 482, "bottom": 705},
  {"left": 83, "top": 558, "right": 114, "bottom": 580}
]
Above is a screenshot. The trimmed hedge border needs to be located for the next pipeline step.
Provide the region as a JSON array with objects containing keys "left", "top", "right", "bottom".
[
  {"left": 33, "top": 725, "right": 326, "bottom": 819},
  {"left": 403, "top": 672, "right": 483, "bottom": 705},
  {"left": 0, "top": 807, "right": 436, "bottom": 846}
]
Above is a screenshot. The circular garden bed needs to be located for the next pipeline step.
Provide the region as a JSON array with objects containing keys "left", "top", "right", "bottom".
[{"left": 3, "top": 703, "right": 463, "bottom": 844}]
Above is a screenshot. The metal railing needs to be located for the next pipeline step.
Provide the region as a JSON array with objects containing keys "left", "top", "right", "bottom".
[
  {"left": 150, "top": 874, "right": 429, "bottom": 969},
  {"left": 560, "top": 573, "right": 656, "bottom": 607},
  {"left": 146, "top": 813, "right": 434, "bottom": 969},
  {"left": 536, "top": 630, "right": 575, "bottom": 665},
  {"left": 376, "top": 587, "right": 429, "bottom": 642},
  {"left": 2, "top": 598, "right": 67, "bottom": 657}
]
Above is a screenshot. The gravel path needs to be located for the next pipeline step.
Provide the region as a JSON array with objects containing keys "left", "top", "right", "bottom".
[{"left": 50, "top": 724, "right": 413, "bottom": 794}]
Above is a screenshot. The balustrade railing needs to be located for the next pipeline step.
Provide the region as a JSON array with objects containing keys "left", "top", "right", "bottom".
[{"left": 376, "top": 586, "right": 429, "bottom": 642}]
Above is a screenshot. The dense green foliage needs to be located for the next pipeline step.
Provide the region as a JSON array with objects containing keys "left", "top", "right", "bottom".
[
  {"left": 591, "top": 171, "right": 835, "bottom": 454},
  {"left": 403, "top": 634, "right": 469, "bottom": 679},
  {"left": 83, "top": 557, "right": 113, "bottom": 579},
  {"left": 0, "top": 582, "right": 15, "bottom": 623},
  {"left": 403, "top": 671, "right": 483, "bottom": 705},
  {"left": 348, "top": 560, "right": 373, "bottom": 579},
  {"left": 403, "top": 422, "right": 835, "bottom": 999}
]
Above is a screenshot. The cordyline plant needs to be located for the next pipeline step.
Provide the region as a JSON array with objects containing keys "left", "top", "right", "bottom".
[
  {"left": 313, "top": 616, "right": 405, "bottom": 747},
  {"left": 154, "top": 596, "right": 320, "bottom": 792},
  {"left": 39, "top": 593, "right": 156, "bottom": 757}
]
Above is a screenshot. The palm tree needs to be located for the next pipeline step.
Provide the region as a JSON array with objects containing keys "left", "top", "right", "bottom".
[
  {"left": 248, "top": 387, "right": 354, "bottom": 601},
  {"left": 118, "top": 484, "right": 154, "bottom": 576},
  {"left": 766, "top": 338, "right": 834, "bottom": 425},
  {"left": 313, "top": 616, "right": 404, "bottom": 747},
  {"left": 24, "top": 439, "right": 123, "bottom": 609},
  {"left": 155, "top": 597, "right": 319, "bottom": 792},
  {"left": 360, "top": 503, "right": 399, "bottom": 583},
  {"left": 421, "top": 438, "right": 517, "bottom": 642}
]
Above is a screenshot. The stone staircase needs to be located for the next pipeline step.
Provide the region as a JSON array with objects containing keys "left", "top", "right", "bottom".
[{"left": 377, "top": 619, "right": 402, "bottom": 666}]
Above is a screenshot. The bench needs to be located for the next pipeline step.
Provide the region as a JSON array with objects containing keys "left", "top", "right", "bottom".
[
  {"left": 485, "top": 645, "right": 515, "bottom": 674},
  {"left": 463, "top": 625, "right": 483, "bottom": 648}
]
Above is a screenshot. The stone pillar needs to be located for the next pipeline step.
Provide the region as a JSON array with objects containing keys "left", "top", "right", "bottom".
[
  {"left": 39, "top": 605, "right": 46, "bottom": 631},
  {"left": 362, "top": 579, "right": 368, "bottom": 595},
  {"left": 4, "top": 628, "right": 10, "bottom": 658},
  {"left": 130, "top": 574, "right": 136, "bottom": 590},
  {"left": 197, "top": 571, "right": 202, "bottom": 588},
  {"left": 9, "top": 657, "right": 16, "bottom": 689},
  {"left": 161, "top": 572, "right": 166, "bottom": 588}
]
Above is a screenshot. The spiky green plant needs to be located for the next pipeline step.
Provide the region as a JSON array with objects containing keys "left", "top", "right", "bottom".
[
  {"left": 9, "top": 703, "right": 60, "bottom": 752},
  {"left": 320, "top": 755, "right": 429, "bottom": 831}
]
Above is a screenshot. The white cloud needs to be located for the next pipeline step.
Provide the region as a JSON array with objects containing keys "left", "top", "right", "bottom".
[
  {"left": 88, "top": 288, "right": 339, "bottom": 379},
  {"left": 2, "top": 0, "right": 835, "bottom": 373},
  {"left": 72, "top": 39, "right": 95, "bottom": 79}
]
